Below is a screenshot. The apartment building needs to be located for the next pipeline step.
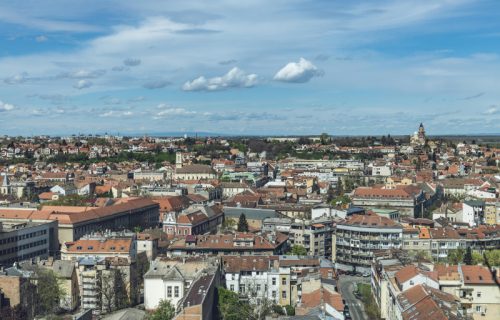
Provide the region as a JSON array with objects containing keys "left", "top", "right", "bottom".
[
  {"left": 289, "top": 218, "right": 334, "bottom": 258},
  {"left": 335, "top": 213, "right": 403, "bottom": 273},
  {"left": 435, "top": 264, "right": 500, "bottom": 320},
  {"left": 167, "top": 232, "right": 288, "bottom": 256},
  {"left": 223, "top": 255, "right": 334, "bottom": 307},
  {"left": 143, "top": 257, "right": 219, "bottom": 311}
]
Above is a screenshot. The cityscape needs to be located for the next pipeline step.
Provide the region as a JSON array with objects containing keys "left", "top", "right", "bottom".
[{"left": 1, "top": 1, "right": 500, "bottom": 320}]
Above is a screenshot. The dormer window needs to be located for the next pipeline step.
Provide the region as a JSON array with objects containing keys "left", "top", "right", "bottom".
[
  {"left": 77, "top": 246, "right": 82, "bottom": 250},
  {"left": 88, "top": 246, "right": 93, "bottom": 250},
  {"left": 110, "top": 246, "right": 116, "bottom": 250}
]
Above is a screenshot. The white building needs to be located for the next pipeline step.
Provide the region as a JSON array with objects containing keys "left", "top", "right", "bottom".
[{"left": 143, "top": 257, "right": 219, "bottom": 311}]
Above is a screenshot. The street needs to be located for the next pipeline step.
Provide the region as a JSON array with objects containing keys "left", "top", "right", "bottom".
[{"left": 337, "top": 275, "right": 370, "bottom": 320}]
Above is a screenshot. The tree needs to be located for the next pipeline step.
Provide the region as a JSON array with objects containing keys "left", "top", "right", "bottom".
[
  {"left": 447, "top": 248, "right": 465, "bottom": 264},
  {"left": 237, "top": 213, "right": 249, "bottom": 232},
  {"left": 218, "top": 287, "right": 249, "bottom": 320},
  {"left": 463, "top": 247, "right": 473, "bottom": 265},
  {"left": 484, "top": 250, "right": 500, "bottom": 267},
  {"left": 288, "top": 245, "right": 308, "bottom": 256},
  {"left": 320, "top": 133, "right": 330, "bottom": 145},
  {"left": 35, "top": 267, "right": 63, "bottom": 316},
  {"left": 147, "top": 299, "right": 175, "bottom": 320},
  {"left": 99, "top": 269, "right": 129, "bottom": 314}
]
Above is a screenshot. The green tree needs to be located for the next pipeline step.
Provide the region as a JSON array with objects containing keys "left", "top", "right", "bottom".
[
  {"left": 463, "top": 247, "right": 473, "bottom": 265},
  {"left": 35, "top": 268, "right": 63, "bottom": 316},
  {"left": 147, "top": 299, "right": 175, "bottom": 320},
  {"left": 484, "top": 250, "right": 500, "bottom": 266},
  {"left": 447, "top": 248, "right": 465, "bottom": 264},
  {"left": 472, "top": 251, "right": 484, "bottom": 265},
  {"left": 320, "top": 133, "right": 330, "bottom": 145},
  {"left": 288, "top": 245, "right": 308, "bottom": 256},
  {"left": 218, "top": 287, "right": 249, "bottom": 320},
  {"left": 237, "top": 213, "right": 249, "bottom": 232}
]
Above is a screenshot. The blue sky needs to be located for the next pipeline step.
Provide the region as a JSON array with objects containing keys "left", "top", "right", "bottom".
[{"left": 0, "top": 0, "right": 499, "bottom": 136}]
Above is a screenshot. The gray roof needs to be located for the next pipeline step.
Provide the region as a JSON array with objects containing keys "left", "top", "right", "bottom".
[
  {"left": 224, "top": 207, "right": 280, "bottom": 220},
  {"left": 51, "top": 260, "right": 75, "bottom": 278}
]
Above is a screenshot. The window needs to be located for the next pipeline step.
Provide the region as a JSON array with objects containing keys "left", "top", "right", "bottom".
[
  {"left": 475, "top": 306, "right": 481, "bottom": 312},
  {"left": 167, "top": 286, "right": 172, "bottom": 297},
  {"left": 282, "top": 278, "right": 287, "bottom": 285},
  {"left": 240, "top": 284, "right": 245, "bottom": 294},
  {"left": 174, "top": 286, "right": 179, "bottom": 297},
  {"left": 272, "top": 290, "right": 276, "bottom": 297},
  {"left": 230, "top": 285, "right": 234, "bottom": 291},
  {"left": 282, "top": 291, "right": 287, "bottom": 299},
  {"left": 410, "top": 280, "right": 414, "bottom": 285},
  {"left": 272, "top": 278, "right": 276, "bottom": 286},
  {"left": 477, "top": 292, "right": 482, "bottom": 298},
  {"left": 256, "top": 284, "right": 261, "bottom": 292}
]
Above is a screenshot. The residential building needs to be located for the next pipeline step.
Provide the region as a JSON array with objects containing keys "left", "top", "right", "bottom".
[
  {"left": 167, "top": 232, "right": 288, "bottom": 256},
  {"left": 335, "top": 213, "right": 403, "bottom": 273},
  {"left": 143, "top": 257, "right": 219, "bottom": 311}
]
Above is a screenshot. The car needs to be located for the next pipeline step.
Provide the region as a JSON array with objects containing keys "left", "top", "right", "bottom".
[{"left": 344, "top": 309, "right": 352, "bottom": 319}]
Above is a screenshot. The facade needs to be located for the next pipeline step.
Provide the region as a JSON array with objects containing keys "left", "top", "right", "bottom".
[
  {"left": 143, "top": 257, "right": 219, "bottom": 311},
  {"left": 61, "top": 238, "right": 136, "bottom": 262},
  {"left": 0, "top": 220, "right": 58, "bottom": 267},
  {"left": 0, "top": 198, "right": 160, "bottom": 244},
  {"left": 168, "top": 232, "right": 288, "bottom": 256},
  {"left": 335, "top": 213, "right": 403, "bottom": 273},
  {"left": 436, "top": 264, "right": 500, "bottom": 320},
  {"left": 174, "top": 164, "right": 217, "bottom": 181},
  {"left": 352, "top": 186, "right": 425, "bottom": 217},
  {"left": 460, "top": 200, "right": 485, "bottom": 226},
  {"left": 163, "top": 204, "right": 224, "bottom": 239},
  {"left": 288, "top": 218, "right": 334, "bottom": 258}
]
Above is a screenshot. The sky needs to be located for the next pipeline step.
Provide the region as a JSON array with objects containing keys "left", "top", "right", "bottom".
[{"left": 0, "top": 0, "right": 500, "bottom": 136}]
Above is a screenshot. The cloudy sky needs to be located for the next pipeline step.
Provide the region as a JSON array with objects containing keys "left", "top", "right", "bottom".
[{"left": 0, "top": 0, "right": 499, "bottom": 136}]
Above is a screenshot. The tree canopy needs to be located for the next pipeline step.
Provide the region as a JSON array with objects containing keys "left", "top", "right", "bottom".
[
  {"left": 237, "top": 213, "right": 249, "bottom": 232},
  {"left": 147, "top": 299, "right": 175, "bottom": 320}
]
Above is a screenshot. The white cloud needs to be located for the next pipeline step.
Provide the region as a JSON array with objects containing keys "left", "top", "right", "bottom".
[
  {"left": 483, "top": 106, "right": 498, "bottom": 115},
  {"left": 273, "top": 58, "right": 322, "bottom": 83},
  {"left": 4, "top": 72, "right": 29, "bottom": 84},
  {"left": 0, "top": 101, "right": 15, "bottom": 112},
  {"left": 182, "top": 67, "right": 257, "bottom": 91},
  {"left": 73, "top": 79, "right": 92, "bottom": 89},
  {"left": 60, "top": 69, "right": 106, "bottom": 79},
  {"left": 154, "top": 104, "right": 197, "bottom": 118},
  {"left": 35, "top": 35, "right": 48, "bottom": 42}
]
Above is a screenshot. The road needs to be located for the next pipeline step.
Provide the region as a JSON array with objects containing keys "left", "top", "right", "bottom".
[{"left": 337, "top": 275, "right": 370, "bottom": 320}]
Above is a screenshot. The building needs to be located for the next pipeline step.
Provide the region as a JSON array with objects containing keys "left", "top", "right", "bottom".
[
  {"left": 0, "top": 270, "right": 36, "bottom": 319},
  {"left": 174, "top": 164, "right": 217, "bottom": 181},
  {"left": 223, "top": 255, "right": 333, "bottom": 307},
  {"left": 167, "top": 232, "right": 288, "bottom": 256},
  {"left": 61, "top": 238, "right": 136, "bottom": 262},
  {"left": 143, "top": 257, "right": 219, "bottom": 311},
  {"left": 38, "top": 259, "right": 79, "bottom": 311},
  {"left": 352, "top": 186, "right": 425, "bottom": 217},
  {"left": 335, "top": 213, "right": 403, "bottom": 273},
  {"left": 435, "top": 264, "right": 500, "bottom": 320},
  {"left": 289, "top": 218, "right": 334, "bottom": 258},
  {"left": 460, "top": 200, "right": 485, "bottom": 227},
  {"left": 173, "top": 270, "right": 221, "bottom": 320},
  {"left": 0, "top": 220, "right": 58, "bottom": 267},
  {"left": 0, "top": 198, "right": 159, "bottom": 244},
  {"left": 163, "top": 204, "right": 224, "bottom": 239}
]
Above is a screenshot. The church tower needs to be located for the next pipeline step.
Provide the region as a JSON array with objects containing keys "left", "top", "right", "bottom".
[{"left": 418, "top": 123, "right": 426, "bottom": 144}]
